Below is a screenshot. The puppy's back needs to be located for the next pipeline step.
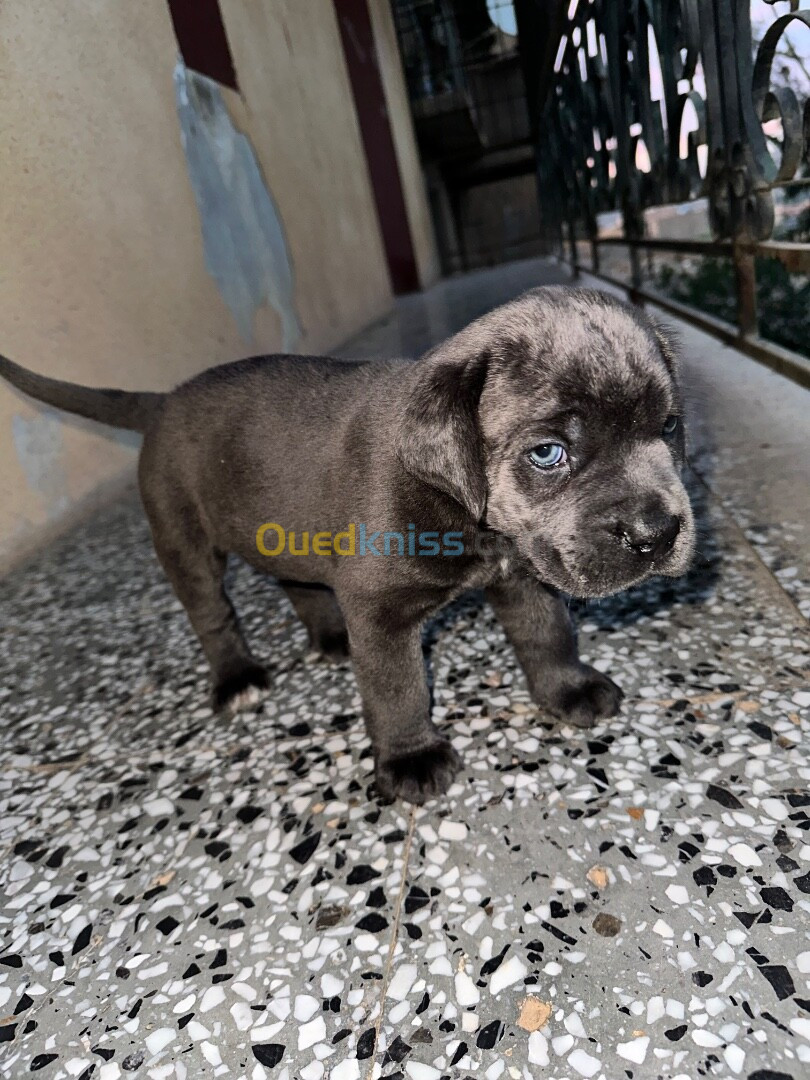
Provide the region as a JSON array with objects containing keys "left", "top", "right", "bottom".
[{"left": 139, "top": 353, "right": 407, "bottom": 560}]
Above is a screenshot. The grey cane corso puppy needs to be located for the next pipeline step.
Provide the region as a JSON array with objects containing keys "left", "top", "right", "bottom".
[{"left": 0, "top": 287, "right": 694, "bottom": 803}]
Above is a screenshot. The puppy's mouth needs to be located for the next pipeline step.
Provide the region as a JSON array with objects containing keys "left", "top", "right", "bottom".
[{"left": 525, "top": 522, "right": 696, "bottom": 600}]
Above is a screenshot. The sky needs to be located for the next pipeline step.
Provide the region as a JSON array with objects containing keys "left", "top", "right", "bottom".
[{"left": 486, "top": 0, "right": 517, "bottom": 37}]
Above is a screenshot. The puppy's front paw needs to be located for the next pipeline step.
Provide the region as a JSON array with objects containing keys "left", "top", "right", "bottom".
[
  {"left": 556, "top": 666, "right": 623, "bottom": 728},
  {"left": 375, "top": 742, "right": 463, "bottom": 805},
  {"left": 212, "top": 663, "right": 270, "bottom": 713}
]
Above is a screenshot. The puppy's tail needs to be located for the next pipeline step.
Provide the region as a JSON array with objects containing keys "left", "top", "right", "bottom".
[{"left": 0, "top": 354, "right": 164, "bottom": 432}]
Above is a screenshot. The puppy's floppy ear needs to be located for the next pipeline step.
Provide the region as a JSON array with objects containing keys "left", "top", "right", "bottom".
[
  {"left": 651, "top": 317, "right": 689, "bottom": 460},
  {"left": 651, "top": 318, "right": 682, "bottom": 375},
  {"left": 396, "top": 343, "right": 490, "bottom": 520}
]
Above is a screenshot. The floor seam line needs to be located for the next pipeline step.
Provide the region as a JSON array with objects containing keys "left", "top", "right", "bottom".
[
  {"left": 366, "top": 808, "right": 417, "bottom": 1080},
  {"left": 690, "top": 466, "right": 807, "bottom": 626}
]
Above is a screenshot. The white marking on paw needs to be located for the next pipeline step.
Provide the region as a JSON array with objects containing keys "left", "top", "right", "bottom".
[{"left": 229, "top": 684, "right": 265, "bottom": 712}]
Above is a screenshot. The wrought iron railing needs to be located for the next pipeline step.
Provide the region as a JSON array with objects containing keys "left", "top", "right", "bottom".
[{"left": 539, "top": 0, "right": 810, "bottom": 387}]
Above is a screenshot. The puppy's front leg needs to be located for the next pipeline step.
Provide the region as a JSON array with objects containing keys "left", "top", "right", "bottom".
[
  {"left": 487, "top": 572, "right": 623, "bottom": 728},
  {"left": 344, "top": 608, "right": 462, "bottom": 804}
]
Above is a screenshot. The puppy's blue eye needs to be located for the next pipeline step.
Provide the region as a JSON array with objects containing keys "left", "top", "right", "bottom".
[
  {"left": 663, "top": 415, "right": 679, "bottom": 435},
  {"left": 529, "top": 443, "right": 567, "bottom": 469}
]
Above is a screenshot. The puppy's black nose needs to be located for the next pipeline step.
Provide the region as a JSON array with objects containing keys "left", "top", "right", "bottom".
[{"left": 620, "top": 513, "right": 681, "bottom": 559}]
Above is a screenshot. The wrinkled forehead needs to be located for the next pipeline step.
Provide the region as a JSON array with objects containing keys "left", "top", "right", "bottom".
[{"left": 489, "top": 292, "right": 677, "bottom": 428}]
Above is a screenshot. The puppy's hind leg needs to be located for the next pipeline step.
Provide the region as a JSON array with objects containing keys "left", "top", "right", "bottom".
[
  {"left": 143, "top": 495, "right": 268, "bottom": 712},
  {"left": 487, "top": 572, "right": 623, "bottom": 729},
  {"left": 279, "top": 582, "right": 350, "bottom": 662}
]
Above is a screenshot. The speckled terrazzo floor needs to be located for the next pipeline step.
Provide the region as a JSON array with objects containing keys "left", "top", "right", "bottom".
[{"left": 1, "top": 259, "right": 808, "bottom": 1080}]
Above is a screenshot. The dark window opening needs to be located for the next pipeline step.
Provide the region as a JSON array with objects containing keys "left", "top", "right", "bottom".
[{"left": 166, "top": 0, "right": 239, "bottom": 91}]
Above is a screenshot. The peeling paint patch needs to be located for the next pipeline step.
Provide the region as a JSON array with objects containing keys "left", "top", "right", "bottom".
[
  {"left": 12, "top": 412, "right": 70, "bottom": 517},
  {"left": 111, "top": 428, "right": 143, "bottom": 451},
  {"left": 174, "top": 60, "right": 302, "bottom": 350}
]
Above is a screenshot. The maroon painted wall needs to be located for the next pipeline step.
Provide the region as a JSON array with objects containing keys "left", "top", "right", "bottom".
[
  {"left": 166, "top": 0, "right": 239, "bottom": 91},
  {"left": 334, "top": 0, "right": 420, "bottom": 294}
]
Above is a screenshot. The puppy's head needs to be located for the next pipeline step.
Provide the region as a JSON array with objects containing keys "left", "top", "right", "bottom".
[{"left": 397, "top": 286, "right": 695, "bottom": 598}]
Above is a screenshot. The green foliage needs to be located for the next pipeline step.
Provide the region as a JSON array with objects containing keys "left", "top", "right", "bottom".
[{"left": 655, "top": 254, "right": 810, "bottom": 359}]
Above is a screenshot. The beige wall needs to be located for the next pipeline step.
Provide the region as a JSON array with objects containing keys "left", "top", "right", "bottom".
[{"left": 0, "top": 0, "right": 435, "bottom": 570}]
